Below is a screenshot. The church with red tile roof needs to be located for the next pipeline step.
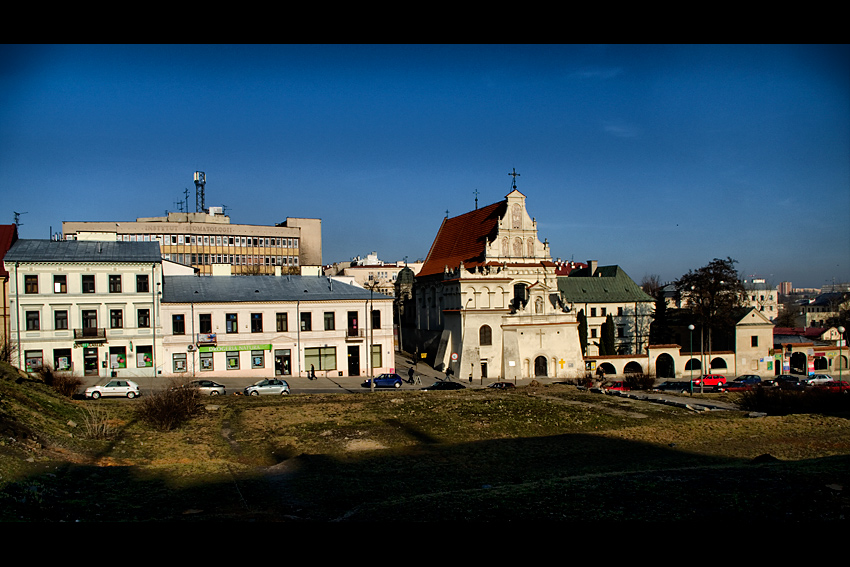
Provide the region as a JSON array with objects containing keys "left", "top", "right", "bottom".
[{"left": 414, "top": 188, "right": 584, "bottom": 381}]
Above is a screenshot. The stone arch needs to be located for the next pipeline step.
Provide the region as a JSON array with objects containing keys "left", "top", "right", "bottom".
[
  {"left": 710, "top": 357, "right": 727, "bottom": 370},
  {"left": 513, "top": 237, "right": 523, "bottom": 257},
  {"left": 494, "top": 286, "right": 505, "bottom": 308},
  {"left": 656, "top": 353, "right": 675, "bottom": 379},
  {"left": 685, "top": 358, "right": 702, "bottom": 371},
  {"left": 598, "top": 362, "right": 617, "bottom": 376},
  {"left": 790, "top": 352, "right": 807, "bottom": 374},
  {"left": 480, "top": 286, "right": 491, "bottom": 308},
  {"left": 623, "top": 361, "right": 643, "bottom": 374}
]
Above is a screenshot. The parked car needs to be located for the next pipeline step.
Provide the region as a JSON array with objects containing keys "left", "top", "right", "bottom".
[
  {"left": 422, "top": 381, "right": 466, "bottom": 391},
  {"left": 604, "top": 381, "right": 630, "bottom": 391},
  {"left": 244, "top": 378, "right": 290, "bottom": 396},
  {"left": 691, "top": 374, "right": 726, "bottom": 388},
  {"left": 487, "top": 382, "right": 516, "bottom": 390},
  {"left": 720, "top": 375, "right": 762, "bottom": 392},
  {"left": 188, "top": 379, "right": 226, "bottom": 396},
  {"left": 773, "top": 375, "right": 805, "bottom": 390},
  {"left": 362, "top": 373, "right": 404, "bottom": 389},
  {"left": 652, "top": 381, "right": 690, "bottom": 393},
  {"left": 85, "top": 379, "right": 141, "bottom": 400},
  {"left": 814, "top": 380, "right": 850, "bottom": 393},
  {"left": 802, "top": 374, "right": 833, "bottom": 386}
]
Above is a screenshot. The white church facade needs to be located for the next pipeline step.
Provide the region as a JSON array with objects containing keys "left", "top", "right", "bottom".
[{"left": 414, "top": 188, "right": 584, "bottom": 381}]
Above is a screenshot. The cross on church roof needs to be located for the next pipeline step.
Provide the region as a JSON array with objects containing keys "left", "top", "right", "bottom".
[{"left": 508, "top": 168, "right": 520, "bottom": 190}]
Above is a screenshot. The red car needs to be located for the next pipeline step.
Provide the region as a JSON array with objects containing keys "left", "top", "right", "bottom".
[
  {"left": 814, "top": 381, "right": 850, "bottom": 393},
  {"left": 604, "top": 381, "right": 631, "bottom": 391},
  {"left": 691, "top": 374, "right": 727, "bottom": 388}
]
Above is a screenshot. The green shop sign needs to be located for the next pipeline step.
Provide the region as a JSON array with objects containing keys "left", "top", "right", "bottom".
[{"left": 198, "top": 344, "right": 272, "bottom": 353}]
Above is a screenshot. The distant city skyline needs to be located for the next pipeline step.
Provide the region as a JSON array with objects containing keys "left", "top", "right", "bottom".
[{"left": 2, "top": 44, "right": 848, "bottom": 289}]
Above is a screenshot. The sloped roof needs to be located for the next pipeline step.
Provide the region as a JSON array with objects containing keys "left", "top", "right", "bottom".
[
  {"left": 773, "top": 327, "right": 832, "bottom": 338},
  {"left": 558, "top": 265, "right": 653, "bottom": 303},
  {"left": 418, "top": 200, "right": 507, "bottom": 278},
  {"left": 4, "top": 239, "right": 162, "bottom": 264},
  {"left": 0, "top": 225, "right": 19, "bottom": 278},
  {"left": 162, "top": 275, "right": 393, "bottom": 304}
]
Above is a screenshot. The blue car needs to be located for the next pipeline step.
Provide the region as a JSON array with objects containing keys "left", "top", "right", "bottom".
[{"left": 362, "top": 373, "right": 403, "bottom": 389}]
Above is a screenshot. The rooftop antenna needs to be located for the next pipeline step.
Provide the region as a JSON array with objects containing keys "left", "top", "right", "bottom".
[
  {"left": 473, "top": 188, "right": 480, "bottom": 210},
  {"left": 508, "top": 168, "right": 520, "bottom": 190},
  {"left": 13, "top": 211, "right": 27, "bottom": 226},
  {"left": 194, "top": 171, "right": 207, "bottom": 213}
]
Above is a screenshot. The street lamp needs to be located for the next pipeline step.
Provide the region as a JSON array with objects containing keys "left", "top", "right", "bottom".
[{"left": 688, "top": 324, "right": 695, "bottom": 395}]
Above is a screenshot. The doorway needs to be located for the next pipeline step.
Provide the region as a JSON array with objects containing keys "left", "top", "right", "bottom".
[
  {"left": 534, "top": 355, "right": 548, "bottom": 377},
  {"left": 348, "top": 345, "right": 360, "bottom": 376},
  {"left": 274, "top": 349, "right": 291, "bottom": 376},
  {"left": 84, "top": 347, "right": 99, "bottom": 377}
]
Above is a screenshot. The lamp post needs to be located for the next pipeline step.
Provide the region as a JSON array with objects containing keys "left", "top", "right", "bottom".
[
  {"left": 838, "top": 325, "right": 846, "bottom": 385},
  {"left": 688, "top": 324, "right": 695, "bottom": 395}
]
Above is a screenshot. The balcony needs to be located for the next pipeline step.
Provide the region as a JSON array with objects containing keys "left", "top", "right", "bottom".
[
  {"left": 346, "top": 328, "right": 365, "bottom": 340},
  {"left": 74, "top": 328, "right": 106, "bottom": 342}
]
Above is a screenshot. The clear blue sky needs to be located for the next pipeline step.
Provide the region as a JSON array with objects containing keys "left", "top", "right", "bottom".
[{"left": 2, "top": 45, "right": 848, "bottom": 289}]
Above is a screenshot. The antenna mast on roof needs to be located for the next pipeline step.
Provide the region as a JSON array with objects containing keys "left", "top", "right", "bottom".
[
  {"left": 473, "top": 188, "right": 479, "bottom": 210},
  {"left": 194, "top": 171, "right": 207, "bottom": 213},
  {"left": 508, "top": 168, "right": 520, "bottom": 190},
  {"left": 13, "top": 211, "right": 27, "bottom": 227}
]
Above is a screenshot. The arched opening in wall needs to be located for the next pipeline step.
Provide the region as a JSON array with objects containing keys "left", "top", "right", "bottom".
[
  {"left": 813, "top": 356, "right": 828, "bottom": 371},
  {"left": 790, "top": 352, "right": 807, "bottom": 374},
  {"left": 534, "top": 356, "right": 548, "bottom": 377},
  {"left": 838, "top": 355, "right": 848, "bottom": 370},
  {"left": 685, "top": 358, "right": 701, "bottom": 371},
  {"left": 656, "top": 353, "right": 675, "bottom": 378},
  {"left": 599, "top": 362, "right": 616, "bottom": 376},
  {"left": 623, "top": 361, "right": 643, "bottom": 374},
  {"left": 710, "top": 357, "right": 727, "bottom": 370},
  {"left": 479, "top": 325, "right": 492, "bottom": 346}
]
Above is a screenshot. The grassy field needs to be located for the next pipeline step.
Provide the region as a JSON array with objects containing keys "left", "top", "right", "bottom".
[{"left": 1, "top": 362, "right": 849, "bottom": 521}]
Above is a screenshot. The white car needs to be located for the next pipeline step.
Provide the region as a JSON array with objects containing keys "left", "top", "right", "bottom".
[
  {"left": 803, "top": 374, "right": 833, "bottom": 386},
  {"left": 85, "top": 379, "right": 141, "bottom": 399},
  {"left": 244, "top": 379, "right": 290, "bottom": 396}
]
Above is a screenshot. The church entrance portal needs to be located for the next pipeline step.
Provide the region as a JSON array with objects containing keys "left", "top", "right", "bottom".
[{"left": 534, "top": 356, "right": 547, "bottom": 377}]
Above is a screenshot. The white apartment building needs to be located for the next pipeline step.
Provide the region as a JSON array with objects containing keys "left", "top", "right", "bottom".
[
  {"left": 160, "top": 275, "right": 395, "bottom": 379},
  {"left": 4, "top": 240, "right": 165, "bottom": 379}
]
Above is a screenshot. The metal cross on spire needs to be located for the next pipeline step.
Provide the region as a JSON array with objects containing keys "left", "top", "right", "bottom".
[
  {"left": 473, "top": 188, "right": 480, "bottom": 210},
  {"left": 508, "top": 168, "right": 521, "bottom": 190}
]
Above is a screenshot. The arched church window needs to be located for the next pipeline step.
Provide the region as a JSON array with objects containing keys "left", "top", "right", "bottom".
[{"left": 479, "top": 325, "right": 492, "bottom": 346}]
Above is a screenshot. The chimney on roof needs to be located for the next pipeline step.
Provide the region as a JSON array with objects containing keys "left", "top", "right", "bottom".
[{"left": 588, "top": 260, "right": 597, "bottom": 275}]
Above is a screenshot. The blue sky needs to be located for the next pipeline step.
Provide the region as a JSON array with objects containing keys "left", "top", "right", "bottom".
[{"left": 2, "top": 45, "right": 848, "bottom": 289}]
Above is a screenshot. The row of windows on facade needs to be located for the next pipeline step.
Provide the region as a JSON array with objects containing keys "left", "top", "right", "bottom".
[
  {"left": 24, "top": 345, "right": 153, "bottom": 372},
  {"left": 163, "top": 253, "right": 298, "bottom": 266},
  {"left": 24, "top": 274, "right": 150, "bottom": 295},
  {"left": 170, "top": 345, "right": 382, "bottom": 374},
  {"left": 25, "top": 308, "right": 151, "bottom": 331},
  {"left": 475, "top": 323, "right": 625, "bottom": 346},
  {"left": 171, "top": 310, "right": 383, "bottom": 335},
  {"left": 122, "top": 234, "right": 299, "bottom": 249},
  {"left": 23, "top": 343, "right": 383, "bottom": 374}
]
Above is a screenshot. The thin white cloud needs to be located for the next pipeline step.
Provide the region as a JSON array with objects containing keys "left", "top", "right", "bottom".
[{"left": 602, "top": 121, "right": 640, "bottom": 138}]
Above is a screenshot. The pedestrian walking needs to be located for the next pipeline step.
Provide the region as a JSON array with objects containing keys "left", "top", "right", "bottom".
[
  {"left": 407, "top": 367, "right": 415, "bottom": 384},
  {"left": 310, "top": 364, "right": 316, "bottom": 380}
]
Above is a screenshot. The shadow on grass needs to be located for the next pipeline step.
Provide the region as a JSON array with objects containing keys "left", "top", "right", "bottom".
[{"left": 2, "top": 429, "right": 849, "bottom": 521}]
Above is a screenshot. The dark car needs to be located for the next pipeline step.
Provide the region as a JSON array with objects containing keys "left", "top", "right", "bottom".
[
  {"left": 773, "top": 375, "right": 805, "bottom": 390},
  {"left": 720, "top": 375, "right": 762, "bottom": 392},
  {"left": 653, "top": 381, "right": 690, "bottom": 393},
  {"left": 362, "top": 373, "right": 404, "bottom": 389},
  {"left": 487, "top": 382, "right": 516, "bottom": 390},
  {"left": 422, "top": 381, "right": 466, "bottom": 391},
  {"left": 813, "top": 380, "right": 850, "bottom": 393}
]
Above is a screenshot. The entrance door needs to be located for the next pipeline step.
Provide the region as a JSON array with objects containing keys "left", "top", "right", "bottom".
[
  {"left": 348, "top": 345, "right": 360, "bottom": 376},
  {"left": 534, "top": 355, "right": 548, "bottom": 377},
  {"left": 274, "top": 349, "right": 291, "bottom": 376},
  {"left": 84, "top": 347, "right": 99, "bottom": 377}
]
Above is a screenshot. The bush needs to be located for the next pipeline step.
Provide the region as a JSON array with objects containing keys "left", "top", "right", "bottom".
[
  {"left": 738, "top": 386, "right": 850, "bottom": 415},
  {"left": 36, "top": 366, "right": 83, "bottom": 398},
  {"left": 80, "top": 404, "right": 115, "bottom": 439},
  {"left": 136, "top": 381, "right": 200, "bottom": 431},
  {"left": 623, "top": 372, "right": 655, "bottom": 391}
]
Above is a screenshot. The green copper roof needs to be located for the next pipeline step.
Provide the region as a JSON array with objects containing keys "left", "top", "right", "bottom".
[{"left": 558, "top": 265, "right": 653, "bottom": 303}]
